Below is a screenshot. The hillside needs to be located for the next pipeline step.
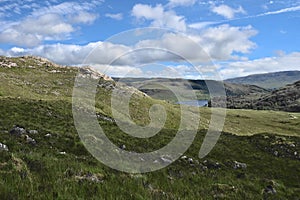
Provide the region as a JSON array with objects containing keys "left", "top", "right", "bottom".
[
  {"left": 115, "top": 78, "right": 269, "bottom": 102},
  {"left": 0, "top": 56, "right": 299, "bottom": 199},
  {"left": 254, "top": 81, "right": 300, "bottom": 112},
  {"left": 225, "top": 71, "right": 300, "bottom": 89},
  {"left": 211, "top": 80, "right": 300, "bottom": 112}
]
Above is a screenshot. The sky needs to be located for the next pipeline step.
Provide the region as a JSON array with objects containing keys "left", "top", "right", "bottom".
[{"left": 0, "top": 0, "right": 299, "bottom": 79}]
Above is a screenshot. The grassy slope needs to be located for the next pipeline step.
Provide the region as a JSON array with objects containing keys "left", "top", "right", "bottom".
[{"left": 0, "top": 56, "right": 299, "bottom": 199}]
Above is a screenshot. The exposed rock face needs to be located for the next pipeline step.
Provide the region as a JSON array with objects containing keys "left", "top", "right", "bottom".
[{"left": 79, "top": 67, "right": 113, "bottom": 81}]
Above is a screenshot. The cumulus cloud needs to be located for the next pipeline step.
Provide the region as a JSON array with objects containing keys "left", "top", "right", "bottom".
[
  {"left": 93, "top": 64, "right": 143, "bottom": 77},
  {"left": 198, "top": 24, "right": 257, "bottom": 60},
  {"left": 211, "top": 4, "right": 246, "bottom": 19},
  {"left": 4, "top": 41, "right": 135, "bottom": 66},
  {"left": 131, "top": 4, "right": 187, "bottom": 32},
  {"left": 3, "top": 23, "right": 257, "bottom": 65},
  {"left": 0, "top": 1, "right": 100, "bottom": 47},
  {"left": 220, "top": 52, "right": 300, "bottom": 79},
  {"left": 105, "top": 13, "right": 123, "bottom": 20},
  {"left": 69, "top": 12, "right": 98, "bottom": 24}
]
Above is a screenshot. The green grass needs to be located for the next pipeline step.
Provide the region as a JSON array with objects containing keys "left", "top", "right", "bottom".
[{"left": 0, "top": 56, "right": 299, "bottom": 199}]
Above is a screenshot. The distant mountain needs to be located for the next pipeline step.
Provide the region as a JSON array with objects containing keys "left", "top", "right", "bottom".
[
  {"left": 225, "top": 71, "right": 300, "bottom": 89},
  {"left": 210, "top": 80, "right": 300, "bottom": 112},
  {"left": 115, "top": 78, "right": 269, "bottom": 102}
]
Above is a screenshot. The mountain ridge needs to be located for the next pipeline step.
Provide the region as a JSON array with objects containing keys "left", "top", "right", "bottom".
[{"left": 225, "top": 70, "right": 300, "bottom": 89}]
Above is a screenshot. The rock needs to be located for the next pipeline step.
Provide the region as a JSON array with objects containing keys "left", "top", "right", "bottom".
[
  {"left": 0, "top": 142, "right": 8, "bottom": 151},
  {"left": 274, "top": 151, "right": 279, "bottom": 156},
  {"left": 199, "top": 164, "right": 208, "bottom": 171},
  {"left": 203, "top": 160, "right": 221, "bottom": 169},
  {"left": 120, "top": 144, "right": 126, "bottom": 150},
  {"left": 264, "top": 185, "right": 277, "bottom": 194},
  {"left": 28, "top": 130, "right": 38, "bottom": 134},
  {"left": 10, "top": 125, "right": 26, "bottom": 136},
  {"left": 96, "top": 113, "right": 115, "bottom": 123},
  {"left": 59, "top": 151, "right": 66, "bottom": 155},
  {"left": 75, "top": 172, "right": 104, "bottom": 183},
  {"left": 289, "top": 143, "right": 296, "bottom": 148},
  {"left": 233, "top": 161, "right": 247, "bottom": 169},
  {"left": 45, "top": 133, "right": 52, "bottom": 137},
  {"left": 25, "top": 135, "right": 36, "bottom": 145},
  {"left": 181, "top": 155, "right": 187, "bottom": 160},
  {"left": 188, "top": 158, "right": 193, "bottom": 164}
]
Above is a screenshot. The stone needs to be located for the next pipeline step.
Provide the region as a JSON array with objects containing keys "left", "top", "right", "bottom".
[
  {"left": 289, "top": 143, "right": 296, "bottom": 148},
  {"left": 28, "top": 130, "right": 38, "bottom": 134},
  {"left": 233, "top": 161, "right": 247, "bottom": 169},
  {"left": 10, "top": 125, "right": 26, "bottom": 136},
  {"left": 25, "top": 135, "right": 36, "bottom": 145},
  {"left": 181, "top": 155, "right": 187, "bottom": 160},
  {"left": 0, "top": 142, "right": 8, "bottom": 151},
  {"left": 203, "top": 160, "right": 221, "bottom": 169},
  {"left": 120, "top": 144, "right": 126, "bottom": 150},
  {"left": 264, "top": 185, "right": 277, "bottom": 194},
  {"left": 274, "top": 151, "right": 279, "bottom": 156},
  {"left": 75, "top": 172, "right": 104, "bottom": 183},
  {"left": 45, "top": 133, "right": 52, "bottom": 137}
]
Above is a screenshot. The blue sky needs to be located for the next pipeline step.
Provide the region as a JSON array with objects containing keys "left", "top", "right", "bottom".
[{"left": 0, "top": 0, "right": 299, "bottom": 79}]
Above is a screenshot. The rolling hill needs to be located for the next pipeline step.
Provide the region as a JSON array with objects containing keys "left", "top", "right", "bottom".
[
  {"left": 115, "top": 77, "right": 269, "bottom": 102},
  {"left": 210, "top": 80, "right": 300, "bottom": 112},
  {"left": 225, "top": 71, "right": 300, "bottom": 89},
  {"left": 0, "top": 56, "right": 299, "bottom": 199}
]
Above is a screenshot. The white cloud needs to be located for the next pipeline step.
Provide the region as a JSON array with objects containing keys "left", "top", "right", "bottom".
[
  {"left": 21, "top": 14, "right": 74, "bottom": 35},
  {"left": 105, "top": 13, "right": 123, "bottom": 20},
  {"left": 188, "top": 21, "right": 218, "bottom": 30},
  {"left": 167, "top": 0, "right": 196, "bottom": 8},
  {"left": 0, "top": 1, "right": 100, "bottom": 47},
  {"left": 10, "top": 47, "right": 25, "bottom": 54},
  {"left": 220, "top": 52, "right": 300, "bottom": 79},
  {"left": 198, "top": 24, "right": 257, "bottom": 60},
  {"left": 5, "top": 42, "right": 297, "bottom": 80},
  {"left": 69, "top": 12, "right": 98, "bottom": 24},
  {"left": 211, "top": 4, "right": 246, "bottom": 19},
  {"left": 134, "top": 33, "right": 211, "bottom": 62},
  {"left": 256, "top": 5, "right": 300, "bottom": 17},
  {"left": 3, "top": 23, "right": 257, "bottom": 66},
  {"left": 4, "top": 41, "right": 134, "bottom": 66},
  {"left": 131, "top": 4, "right": 187, "bottom": 32},
  {"left": 93, "top": 64, "right": 143, "bottom": 77}
]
